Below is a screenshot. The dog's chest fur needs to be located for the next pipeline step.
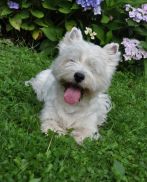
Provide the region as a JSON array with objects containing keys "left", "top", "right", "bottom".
[{"left": 47, "top": 84, "right": 98, "bottom": 129}]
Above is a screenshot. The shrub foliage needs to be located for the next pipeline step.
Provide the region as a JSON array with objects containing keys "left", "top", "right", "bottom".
[{"left": 0, "top": 0, "right": 147, "bottom": 59}]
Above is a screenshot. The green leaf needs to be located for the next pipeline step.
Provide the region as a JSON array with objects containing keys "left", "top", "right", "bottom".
[
  {"left": 59, "top": 7, "right": 72, "bottom": 14},
  {"left": 9, "top": 17, "right": 22, "bottom": 31},
  {"left": 32, "top": 30, "right": 42, "bottom": 40},
  {"left": 140, "top": 41, "right": 147, "bottom": 51},
  {"left": 106, "top": 31, "right": 113, "bottom": 43},
  {"left": 58, "top": 1, "right": 72, "bottom": 14},
  {"left": 21, "top": 23, "right": 35, "bottom": 31},
  {"left": 39, "top": 39, "right": 50, "bottom": 50},
  {"left": 21, "top": 2, "right": 31, "bottom": 8},
  {"left": 71, "top": 3, "right": 80, "bottom": 10},
  {"left": 6, "top": 23, "right": 13, "bottom": 32},
  {"left": 31, "top": 10, "right": 44, "bottom": 18},
  {"left": 105, "top": 0, "right": 116, "bottom": 7},
  {"left": 134, "top": 27, "right": 147, "bottom": 36},
  {"left": 107, "top": 20, "right": 124, "bottom": 30},
  {"left": 127, "top": 19, "right": 139, "bottom": 27},
  {"left": 41, "top": 27, "right": 57, "bottom": 41},
  {"left": 1, "top": 6, "right": 12, "bottom": 16},
  {"left": 101, "top": 15, "right": 110, "bottom": 24},
  {"left": 42, "top": 0, "right": 59, "bottom": 9},
  {"left": 65, "top": 20, "right": 77, "bottom": 31},
  {"left": 112, "top": 160, "right": 125, "bottom": 179},
  {"left": 34, "top": 19, "right": 49, "bottom": 27},
  {"left": 42, "top": 1, "right": 56, "bottom": 10},
  {"left": 41, "top": 27, "right": 63, "bottom": 41},
  {"left": 29, "top": 178, "right": 41, "bottom": 182},
  {"left": 39, "top": 39, "right": 57, "bottom": 56},
  {"left": 15, "top": 10, "right": 29, "bottom": 19},
  {"left": 92, "top": 24, "right": 105, "bottom": 45}
]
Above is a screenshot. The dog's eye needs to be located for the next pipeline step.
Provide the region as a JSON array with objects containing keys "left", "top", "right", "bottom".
[{"left": 69, "top": 59, "right": 75, "bottom": 62}]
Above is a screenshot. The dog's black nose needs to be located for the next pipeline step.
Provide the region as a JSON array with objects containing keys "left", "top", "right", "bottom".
[{"left": 74, "top": 72, "right": 85, "bottom": 83}]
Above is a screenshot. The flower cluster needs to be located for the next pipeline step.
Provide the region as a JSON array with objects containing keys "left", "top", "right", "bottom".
[
  {"left": 7, "top": 1, "right": 19, "bottom": 9},
  {"left": 76, "top": 0, "right": 103, "bottom": 15},
  {"left": 121, "top": 38, "right": 147, "bottom": 61},
  {"left": 125, "top": 4, "right": 147, "bottom": 23},
  {"left": 84, "top": 27, "right": 97, "bottom": 39}
]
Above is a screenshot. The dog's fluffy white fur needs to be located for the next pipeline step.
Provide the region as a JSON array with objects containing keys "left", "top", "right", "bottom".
[{"left": 26, "top": 27, "right": 120, "bottom": 143}]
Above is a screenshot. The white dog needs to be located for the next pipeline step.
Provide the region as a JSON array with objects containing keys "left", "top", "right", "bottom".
[{"left": 26, "top": 27, "right": 120, "bottom": 143}]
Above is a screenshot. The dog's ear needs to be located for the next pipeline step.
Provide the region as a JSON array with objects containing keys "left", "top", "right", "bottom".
[
  {"left": 104, "top": 43, "right": 120, "bottom": 64},
  {"left": 104, "top": 43, "right": 119, "bottom": 55},
  {"left": 58, "top": 27, "right": 83, "bottom": 52},
  {"left": 68, "top": 27, "right": 83, "bottom": 41},
  {"left": 104, "top": 43, "right": 121, "bottom": 77}
]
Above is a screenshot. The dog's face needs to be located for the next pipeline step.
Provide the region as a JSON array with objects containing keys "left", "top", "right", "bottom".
[{"left": 52, "top": 28, "right": 120, "bottom": 105}]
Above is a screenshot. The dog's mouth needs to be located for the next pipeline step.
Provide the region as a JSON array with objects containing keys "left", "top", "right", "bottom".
[{"left": 63, "top": 83, "right": 83, "bottom": 105}]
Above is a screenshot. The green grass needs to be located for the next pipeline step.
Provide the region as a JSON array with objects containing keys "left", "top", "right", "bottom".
[{"left": 0, "top": 39, "right": 146, "bottom": 182}]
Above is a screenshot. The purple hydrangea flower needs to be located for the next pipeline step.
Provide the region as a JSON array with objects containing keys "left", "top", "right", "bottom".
[
  {"left": 125, "top": 4, "right": 147, "bottom": 23},
  {"left": 142, "top": 4, "right": 147, "bottom": 11},
  {"left": 76, "top": 0, "right": 104, "bottom": 15},
  {"left": 121, "top": 38, "right": 147, "bottom": 61},
  {"left": 7, "top": 1, "right": 19, "bottom": 9}
]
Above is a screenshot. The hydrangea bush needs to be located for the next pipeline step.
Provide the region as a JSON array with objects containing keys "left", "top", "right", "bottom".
[
  {"left": 0, "top": 0, "right": 146, "bottom": 64},
  {"left": 76, "top": 0, "right": 103, "bottom": 15},
  {"left": 125, "top": 4, "right": 147, "bottom": 23},
  {"left": 121, "top": 38, "right": 147, "bottom": 61},
  {"left": 7, "top": 1, "right": 19, "bottom": 9}
]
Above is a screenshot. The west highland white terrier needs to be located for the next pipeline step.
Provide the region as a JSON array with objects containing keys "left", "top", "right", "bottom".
[{"left": 26, "top": 27, "right": 120, "bottom": 143}]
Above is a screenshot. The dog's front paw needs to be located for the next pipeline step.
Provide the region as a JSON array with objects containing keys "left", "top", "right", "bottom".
[
  {"left": 71, "top": 128, "right": 100, "bottom": 144},
  {"left": 41, "top": 121, "right": 65, "bottom": 135}
]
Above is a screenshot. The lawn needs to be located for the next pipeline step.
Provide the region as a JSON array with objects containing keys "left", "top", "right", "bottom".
[{"left": 0, "top": 39, "right": 146, "bottom": 182}]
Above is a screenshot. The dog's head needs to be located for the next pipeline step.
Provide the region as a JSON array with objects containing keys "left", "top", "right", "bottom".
[{"left": 52, "top": 27, "right": 120, "bottom": 105}]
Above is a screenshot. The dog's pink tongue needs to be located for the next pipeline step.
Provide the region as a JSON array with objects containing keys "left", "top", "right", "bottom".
[{"left": 64, "top": 87, "right": 81, "bottom": 105}]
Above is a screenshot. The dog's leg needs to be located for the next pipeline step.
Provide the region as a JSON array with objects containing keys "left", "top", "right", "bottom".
[
  {"left": 71, "top": 128, "right": 100, "bottom": 144},
  {"left": 41, "top": 119, "right": 65, "bottom": 135},
  {"left": 25, "top": 69, "right": 55, "bottom": 102},
  {"left": 40, "top": 105, "right": 66, "bottom": 135}
]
